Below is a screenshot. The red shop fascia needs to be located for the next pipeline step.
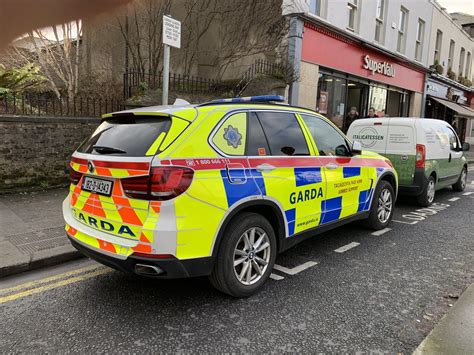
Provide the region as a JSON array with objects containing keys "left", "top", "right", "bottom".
[{"left": 301, "top": 21, "right": 427, "bottom": 95}]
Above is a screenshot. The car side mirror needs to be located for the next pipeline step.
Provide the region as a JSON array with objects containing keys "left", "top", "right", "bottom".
[
  {"left": 351, "top": 141, "right": 362, "bottom": 155},
  {"left": 335, "top": 144, "right": 350, "bottom": 157},
  {"left": 462, "top": 142, "right": 470, "bottom": 152}
]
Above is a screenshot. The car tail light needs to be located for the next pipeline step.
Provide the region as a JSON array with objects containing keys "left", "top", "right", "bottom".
[
  {"left": 416, "top": 144, "right": 426, "bottom": 168},
  {"left": 69, "top": 167, "right": 83, "bottom": 185},
  {"left": 121, "top": 167, "right": 194, "bottom": 201}
]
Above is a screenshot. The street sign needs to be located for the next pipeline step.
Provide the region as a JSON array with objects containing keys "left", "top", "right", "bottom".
[{"left": 163, "top": 15, "right": 181, "bottom": 49}]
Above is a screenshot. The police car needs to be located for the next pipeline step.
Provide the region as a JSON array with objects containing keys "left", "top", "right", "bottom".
[{"left": 63, "top": 95, "right": 397, "bottom": 297}]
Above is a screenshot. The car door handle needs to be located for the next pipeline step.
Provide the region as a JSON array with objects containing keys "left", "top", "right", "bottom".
[
  {"left": 449, "top": 153, "right": 452, "bottom": 162},
  {"left": 325, "top": 163, "right": 338, "bottom": 170},
  {"left": 256, "top": 163, "right": 276, "bottom": 172}
]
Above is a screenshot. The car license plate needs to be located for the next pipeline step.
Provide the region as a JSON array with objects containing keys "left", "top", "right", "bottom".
[{"left": 82, "top": 176, "right": 113, "bottom": 196}]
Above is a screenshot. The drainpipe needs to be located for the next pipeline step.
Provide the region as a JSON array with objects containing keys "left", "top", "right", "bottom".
[
  {"left": 287, "top": 16, "right": 304, "bottom": 106},
  {"left": 421, "top": 71, "right": 430, "bottom": 117}
]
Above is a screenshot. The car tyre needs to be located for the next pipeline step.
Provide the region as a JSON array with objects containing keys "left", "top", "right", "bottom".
[
  {"left": 209, "top": 212, "right": 277, "bottom": 298},
  {"left": 365, "top": 180, "right": 395, "bottom": 230},
  {"left": 417, "top": 175, "right": 436, "bottom": 207},
  {"left": 452, "top": 166, "right": 467, "bottom": 192}
]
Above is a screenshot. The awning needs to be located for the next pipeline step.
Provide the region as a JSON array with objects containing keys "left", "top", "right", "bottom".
[{"left": 430, "top": 96, "right": 474, "bottom": 118}]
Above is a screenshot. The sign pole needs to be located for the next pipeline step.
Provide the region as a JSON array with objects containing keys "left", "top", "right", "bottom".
[
  {"left": 162, "top": 44, "right": 170, "bottom": 105},
  {"left": 162, "top": 15, "right": 181, "bottom": 106}
]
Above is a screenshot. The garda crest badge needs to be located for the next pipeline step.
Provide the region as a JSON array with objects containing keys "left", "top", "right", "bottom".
[{"left": 223, "top": 125, "right": 242, "bottom": 149}]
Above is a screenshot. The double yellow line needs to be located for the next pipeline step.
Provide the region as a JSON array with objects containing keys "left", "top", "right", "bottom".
[{"left": 0, "top": 264, "right": 112, "bottom": 304}]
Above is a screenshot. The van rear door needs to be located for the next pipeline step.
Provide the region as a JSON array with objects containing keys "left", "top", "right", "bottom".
[
  {"left": 384, "top": 123, "right": 416, "bottom": 186},
  {"left": 347, "top": 119, "right": 389, "bottom": 153}
]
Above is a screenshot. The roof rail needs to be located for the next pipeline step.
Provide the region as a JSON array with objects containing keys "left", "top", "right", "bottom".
[{"left": 197, "top": 95, "right": 286, "bottom": 107}]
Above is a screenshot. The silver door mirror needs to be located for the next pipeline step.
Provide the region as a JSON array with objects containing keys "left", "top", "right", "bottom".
[{"left": 352, "top": 141, "right": 362, "bottom": 154}]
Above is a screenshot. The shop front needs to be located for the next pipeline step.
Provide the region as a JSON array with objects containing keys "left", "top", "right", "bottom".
[
  {"left": 425, "top": 76, "right": 474, "bottom": 143},
  {"left": 298, "top": 22, "right": 426, "bottom": 132}
]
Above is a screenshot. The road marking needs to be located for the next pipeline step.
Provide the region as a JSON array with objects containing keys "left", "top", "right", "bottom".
[
  {"left": 392, "top": 203, "right": 451, "bottom": 225},
  {"left": 0, "top": 268, "right": 112, "bottom": 304},
  {"left": 448, "top": 197, "right": 460, "bottom": 202},
  {"left": 463, "top": 192, "right": 473, "bottom": 196},
  {"left": 273, "top": 261, "right": 318, "bottom": 276},
  {"left": 334, "top": 242, "right": 360, "bottom": 253},
  {"left": 471, "top": 181, "right": 474, "bottom": 185},
  {"left": 371, "top": 228, "right": 391, "bottom": 236},
  {"left": 270, "top": 273, "right": 284, "bottom": 281},
  {"left": 0, "top": 264, "right": 103, "bottom": 295}
]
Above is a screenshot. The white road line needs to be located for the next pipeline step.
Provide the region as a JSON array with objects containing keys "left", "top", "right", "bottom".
[
  {"left": 273, "top": 261, "right": 318, "bottom": 276},
  {"left": 471, "top": 181, "right": 474, "bottom": 185},
  {"left": 448, "top": 197, "right": 460, "bottom": 202},
  {"left": 463, "top": 192, "right": 473, "bottom": 196},
  {"left": 371, "top": 227, "right": 392, "bottom": 236},
  {"left": 334, "top": 242, "right": 360, "bottom": 253},
  {"left": 269, "top": 273, "right": 284, "bottom": 281}
]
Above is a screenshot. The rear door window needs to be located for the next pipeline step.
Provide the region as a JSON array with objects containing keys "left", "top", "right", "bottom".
[
  {"left": 246, "top": 112, "right": 271, "bottom": 156},
  {"left": 256, "top": 111, "right": 310, "bottom": 156},
  {"left": 77, "top": 115, "right": 172, "bottom": 157}
]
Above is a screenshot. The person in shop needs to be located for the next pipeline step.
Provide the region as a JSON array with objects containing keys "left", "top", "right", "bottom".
[
  {"left": 365, "top": 107, "right": 378, "bottom": 118},
  {"left": 343, "top": 106, "right": 359, "bottom": 133}
]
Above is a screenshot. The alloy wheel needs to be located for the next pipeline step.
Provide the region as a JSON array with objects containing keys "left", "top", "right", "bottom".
[
  {"left": 377, "top": 188, "right": 393, "bottom": 224},
  {"left": 427, "top": 179, "right": 435, "bottom": 203},
  {"left": 233, "top": 227, "right": 271, "bottom": 285}
]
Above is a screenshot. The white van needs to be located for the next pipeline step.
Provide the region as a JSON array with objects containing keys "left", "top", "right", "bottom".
[{"left": 347, "top": 117, "right": 469, "bottom": 206}]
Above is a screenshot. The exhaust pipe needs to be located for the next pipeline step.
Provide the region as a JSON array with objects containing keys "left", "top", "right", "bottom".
[{"left": 134, "top": 264, "right": 164, "bottom": 277}]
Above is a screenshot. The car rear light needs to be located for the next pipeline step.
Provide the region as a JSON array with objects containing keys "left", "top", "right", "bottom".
[
  {"left": 69, "top": 167, "right": 83, "bottom": 185},
  {"left": 416, "top": 144, "right": 426, "bottom": 168},
  {"left": 121, "top": 167, "right": 194, "bottom": 201}
]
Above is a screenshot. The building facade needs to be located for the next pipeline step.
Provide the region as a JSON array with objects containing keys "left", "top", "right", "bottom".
[{"left": 288, "top": 0, "right": 474, "bottom": 135}]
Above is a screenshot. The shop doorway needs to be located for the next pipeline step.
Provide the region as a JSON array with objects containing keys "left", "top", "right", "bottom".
[{"left": 347, "top": 81, "right": 368, "bottom": 118}]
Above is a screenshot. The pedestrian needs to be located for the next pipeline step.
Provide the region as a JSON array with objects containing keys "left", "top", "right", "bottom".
[
  {"left": 365, "top": 107, "right": 378, "bottom": 118},
  {"left": 343, "top": 106, "right": 359, "bottom": 133}
]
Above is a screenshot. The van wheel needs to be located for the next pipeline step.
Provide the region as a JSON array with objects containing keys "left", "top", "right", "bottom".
[
  {"left": 209, "top": 212, "right": 277, "bottom": 298},
  {"left": 452, "top": 167, "right": 467, "bottom": 192},
  {"left": 417, "top": 176, "right": 435, "bottom": 207},
  {"left": 365, "top": 180, "right": 395, "bottom": 230}
]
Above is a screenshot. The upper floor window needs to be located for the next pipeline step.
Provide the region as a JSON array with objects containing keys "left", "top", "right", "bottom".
[
  {"left": 415, "top": 19, "right": 425, "bottom": 61},
  {"left": 466, "top": 52, "right": 472, "bottom": 79},
  {"left": 309, "top": 0, "right": 322, "bottom": 17},
  {"left": 434, "top": 30, "right": 442, "bottom": 63},
  {"left": 375, "top": 0, "right": 385, "bottom": 43},
  {"left": 397, "top": 7, "right": 408, "bottom": 53},
  {"left": 459, "top": 47, "right": 466, "bottom": 77},
  {"left": 347, "top": 0, "right": 359, "bottom": 32},
  {"left": 448, "top": 40, "right": 455, "bottom": 70}
]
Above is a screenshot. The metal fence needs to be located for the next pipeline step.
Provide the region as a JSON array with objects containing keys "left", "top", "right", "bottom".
[
  {"left": 123, "top": 59, "right": 294, "bottom": 99},
  {"left": 0, "top": 94, "right": 125, "bottom": 117}
]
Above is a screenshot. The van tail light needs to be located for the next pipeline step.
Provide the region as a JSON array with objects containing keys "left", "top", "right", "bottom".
[
  {"left": 69, "top": 167, "right": 83, "bottom": 185},
  {"left": 416, "top": 144, "right": 426, "bottom": 168},
  {"left": 121, "top": 167, "right": 194, "bottom": 201}
]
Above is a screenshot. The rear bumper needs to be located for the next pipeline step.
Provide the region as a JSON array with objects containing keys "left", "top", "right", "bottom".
[
  {"left": 398, "top": 168, "right": 427, "bottom": 196},
  {"left": 68, "top": 235, "right": 214, "bottom": 279}
]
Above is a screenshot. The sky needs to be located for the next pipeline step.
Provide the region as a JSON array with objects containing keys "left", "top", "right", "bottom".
[{"left": 437, "top": 0, "right": 474, "bottom": 14}]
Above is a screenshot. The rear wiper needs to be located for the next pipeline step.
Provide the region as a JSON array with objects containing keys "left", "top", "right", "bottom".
[{"left": 92, "top": 145, "right": 127, "bottom": 154}]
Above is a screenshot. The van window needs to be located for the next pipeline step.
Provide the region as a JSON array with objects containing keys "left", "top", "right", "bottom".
[
  {"left": 212, "top": 112, "right": 247, "bottom": 156},
  {"left": 257, "top": 112, "right": 310, "bottom": 156},
  {"left": 77, "top": 115, "right": 172, "bottom": 157},
  {"left": 300, "top": 114, "right": 349, "bottom": 156},
  {"left": 443, "top": 126, "right": 460, "bottom": 150}
]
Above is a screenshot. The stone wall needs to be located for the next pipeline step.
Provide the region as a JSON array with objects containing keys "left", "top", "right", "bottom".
[{"left": 0, "top": 116, "right": 99, "bottom": 192}]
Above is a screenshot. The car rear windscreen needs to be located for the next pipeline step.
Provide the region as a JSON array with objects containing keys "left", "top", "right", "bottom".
[{"left": 77, "top": 115, "right": 172, "bottom": 156}]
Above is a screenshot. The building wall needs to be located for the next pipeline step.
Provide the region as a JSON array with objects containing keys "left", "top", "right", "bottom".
[
  {"left": 299, "top": 61, "right": 319, "bottom": 109},
  {"left": 0, "top": 116, "right": 98, "bottom": 191},
  {"left": 427, "top": 2, "right": 474, "bottom": 82}
]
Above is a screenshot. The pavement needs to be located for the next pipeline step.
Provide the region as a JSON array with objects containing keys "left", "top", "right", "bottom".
[
  {"left": 0, "top": 176, "right": 473, "bottom": 352},
  {"left": 0, "top": 187, "right": 81, "bottom": 278}
]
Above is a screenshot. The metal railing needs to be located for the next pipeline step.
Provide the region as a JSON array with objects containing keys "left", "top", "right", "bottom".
[{"left": 0, "top": 93, "right": 125, "bottom": 117}]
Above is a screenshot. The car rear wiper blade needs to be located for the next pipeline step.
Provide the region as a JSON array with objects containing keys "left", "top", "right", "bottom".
[{"left": 92, "top": 145, "right": 127, "bottom": 154}]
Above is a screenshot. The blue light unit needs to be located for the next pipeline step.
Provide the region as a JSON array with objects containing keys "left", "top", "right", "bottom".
[{"left": 210, "top": 95, "right": 285, "bottom": 104}]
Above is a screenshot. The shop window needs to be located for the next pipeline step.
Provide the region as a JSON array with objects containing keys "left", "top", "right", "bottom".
[
  {"left": 375, "top": 0, "right": 385, "bottom": 43},
  {"left": 448, "top": 40, "right": 455, "bottom": 70},
  {"left": 369, "top": 86, "right": 387, "bottom": 116},
  {"left": 316, "top": 73, "right": 347, "bottom": 130},
  {"left": 347, "top": 0, "right": 359, "bottom": 32},
  {"left": 415, "top": 19, "right": 425, "bottom": 62},
  {"left": 459, "top": 47, "right": 465, "bottom": 77},
  {"left": 397, "top": 7, "right": 408, "bottom": 54},
  {"left": 434, "top": 30, "right": 442, "bottom": 64},
  {"left": 256, "top": 112, "right": 310, "bottom": 156}
]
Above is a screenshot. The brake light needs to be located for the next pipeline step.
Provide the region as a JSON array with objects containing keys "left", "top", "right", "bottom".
[
  {"left": 121, "top": 167, "right": 194, "bottom": 201},
  {"left": 69, "top": 167, "right": 83, "bottom": 185},
  {"left": 416, "top": 144, "right": 426, "bottom": 168}
]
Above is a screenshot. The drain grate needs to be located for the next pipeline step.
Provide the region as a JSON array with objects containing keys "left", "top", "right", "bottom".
[{"left": 7, "top": 226, "right": 69, "bottom": 255}]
